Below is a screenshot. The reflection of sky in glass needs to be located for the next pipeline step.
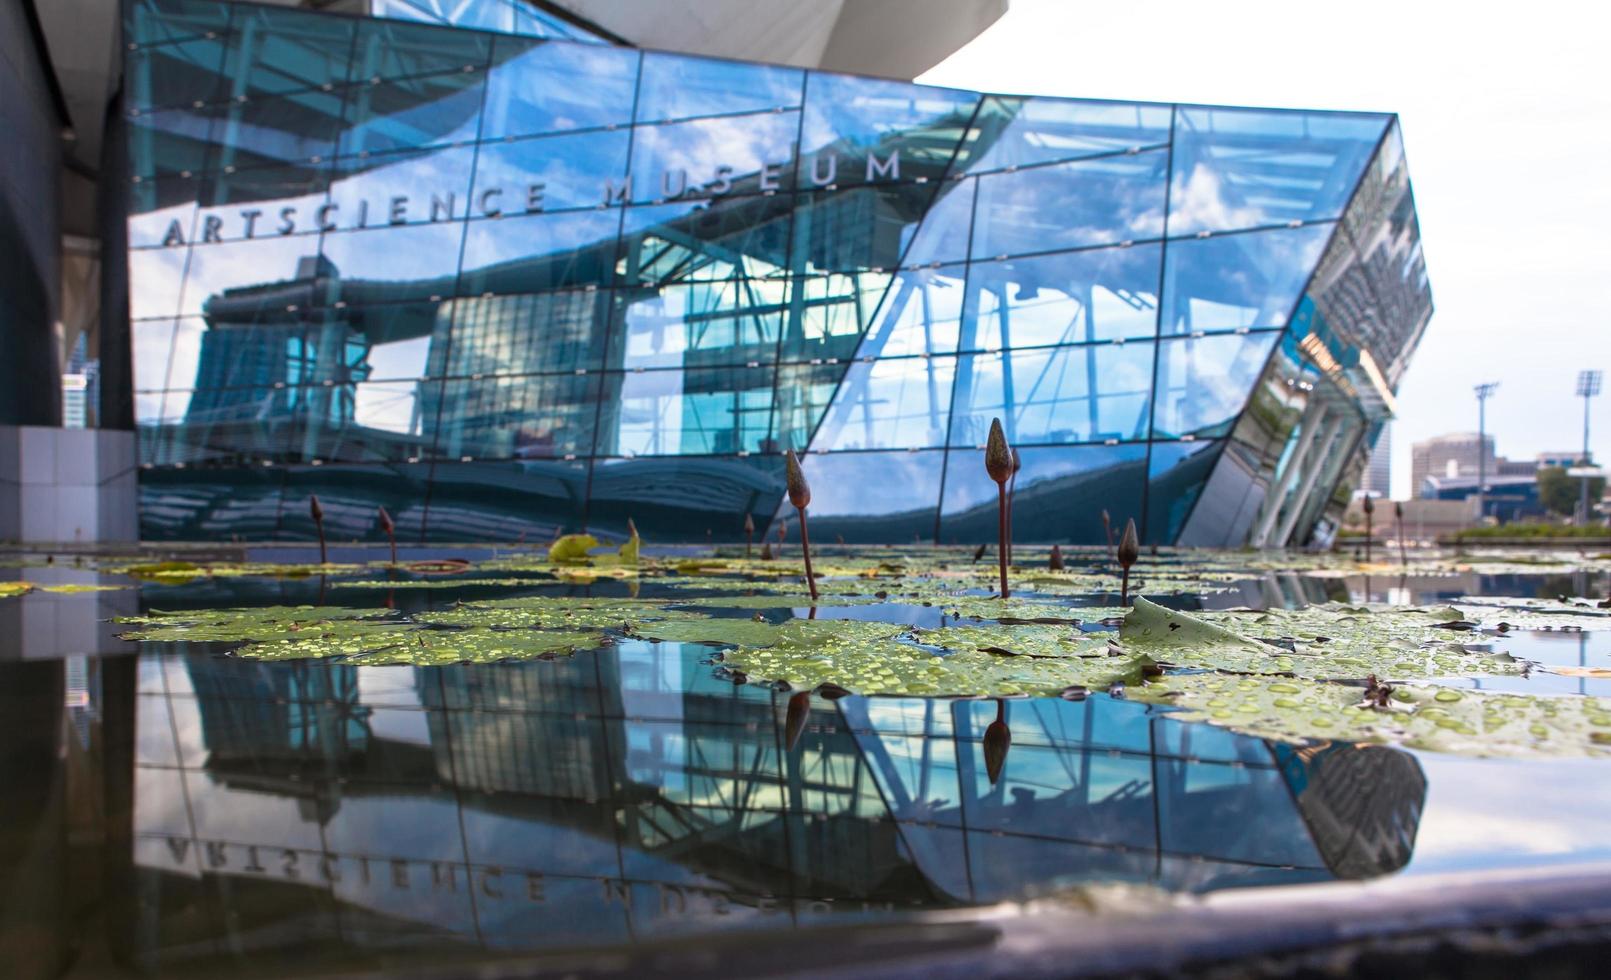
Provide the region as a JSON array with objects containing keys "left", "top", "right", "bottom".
[
  {"left": 636, "top": 52, "right": 803, "bottom": 123},
  {"left": 481, "top": 40, "right": 638, "bottom": 139},
  {"left": 949, "top": 344, "right": 1156, "bottom": 447},
  {"left": 814, "top": 357, "right": 956, "bottom": 451},
  {"left": 629, "top": 112, "right": 800, "bottom": 202},
  {"left": 971, "top": 149, "right": 1169, "bottom": 259},
  {"left": 966, "top": 96, "right": 1173, "bottom": 174},
  {"left": 1161, "top": 224, "right": 1332, "bottom": 334},
  {"left": 801, "top": 73, "right": 978, "bottom": 157},
  {"left": 1152, "top": 332, "right": 1281, "bottom": 437},
  {"left": 964, "top": 246, "right": 1162, "bottom": 348}
]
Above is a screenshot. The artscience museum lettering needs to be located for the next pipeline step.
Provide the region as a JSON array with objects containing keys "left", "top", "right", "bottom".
[{"left": 151, "top": 151, "right": 903, "bottom": 248}]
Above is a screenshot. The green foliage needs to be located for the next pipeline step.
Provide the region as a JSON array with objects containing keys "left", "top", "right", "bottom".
[
  {"left": 1537, "top": 465, "right": 1606, "bottom": 517},
  {"left": 1454, "top": 521, "right": 1608, "bottom": 540}
]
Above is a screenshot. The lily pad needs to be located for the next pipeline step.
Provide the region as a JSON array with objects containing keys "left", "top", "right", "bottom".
[
  {"left": 240, "top": 628, "right": 603, "bottom": 665},
  {"left": 117, "top": 606, "right": 401, "bottom": 643},
  {"left": 1134, "top": 674, "right": 1611, "bottom": 759}
]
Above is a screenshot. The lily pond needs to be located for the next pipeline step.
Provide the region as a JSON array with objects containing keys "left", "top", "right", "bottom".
[{"left": 5, "top": 540, "right": 1611, "bottom": 976}]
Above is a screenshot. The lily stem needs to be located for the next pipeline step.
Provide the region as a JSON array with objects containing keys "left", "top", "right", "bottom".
[{"left": 796, "top": 506, "right": 819, "bottom": 602}]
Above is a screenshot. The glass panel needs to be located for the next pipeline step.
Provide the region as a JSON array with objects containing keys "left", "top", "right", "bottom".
[
  {"left": 278, "top": 462, "right": 433, "bottom": 542},
  {"left": 772, "top": 362, "right": 841, "bottom": 453},
  {"left": 628, "top": 112, "right": 800, "bottom": 204},
  {"left": 971, "top": 148, "right": 1168, "bottom": 259},
  {"left": 800, "top": 74, "right": 979, "bottom": 185},
  {"left": 436, "top": 291, "right": 610, "bottom": 376},
  {"left": 422, "top": 459, "right": 590, "bottom": 541},
  {"left": 132, "top": 318, "right": 206, "bottom": 393},
  {"left": 127, "top": 246, "right": 190, "bottom": 321},
  {"left": 948, "top": 343, "right": 1155, "bottom": 448},
  {"left": 939, "top": 443, "right": 1147, "bottom": 545},
  {"left": 470, "top": 129, "right": 631, "bottom": 214},
  {"left": 848, "top": 267, "right": 963, "bottom": 359},
  {"left": 323, "top": 145, "right": 478, "bottom": 231},
  {"left": 127, "top": 0, "right": 234, "bottom": 46},
  {"left": 348, "top": 16, "right": 493, "bottom": 82},
  {"left": 349, "top": 301, "right": 439, "bottom": 380},
  {"left": 207, "top": 89, "right": 349, "bottom": 171},
  {"left": 480, "top": 40, "right": 639, "bottom": 140},
  {"left": 610, "top": 280, "right": 782, "bottom": 370},
  {"left": 179, "top": 234, "right": 324, "bottom": 318},
  {"left": 1151, "top": 332, "right": 1280, "bottom": 439},
  {"left": 965, "top": 96, "right": 1172, "bottom": 174},
  {"left": 779, "top": 271, "right": 894, "bottom": 363},
  {"left": 128, "top": 34, "right": 230, "bottom": 111},
  {"left": 615, "top": 197, "right": 794, "bottom": 288},
  {"left": 588, "top": 455, "right": 785, "bottom": 543},
  {"left": 338, "top": 70, "right": 487, "bottom": 156},
  {"left": 137, "top": 466, "right": 287, "bottom": 541},
  {"left": 221, "top": 4, "right": 356, "bottom": 95},
  {"left": 319, "top": 222, "right": 466, "bottom": 306},
  {"left": 129, "top": 175, "right": 200, "bottom": 248},
  {"left": 636, "top": 52, "right": 802, "bottom": 123},
  {"left": 777, "top": 449, "right": 944, "bottom": 543},
  {"left": 1168, "top": 107, "right": 1388, "bottom": 236},
  {"left": 127, "top": 107, "right": 215, "bottom": 178},
  {"left": 1160, "top": 225, "right": 1331, "bottom": 335},
  {"left": 890, "top": 178, "right": 971, "bottom": 271},
  {"left": 194, "top": 163, "right": 330, "bottom": 243},
  {"left": 962, "top": 244, "right": 1162, "bottom": 350},
  {"left": 1145, "top": 439, "right": 1223, "bottom": 544},
  {"left": 433, "top": 372, "right": 601, "bottom": 460},
  {"left": 595, "top": 365, "right": 775, "bottom": 456},
  {"left": 790, "top": 183, "right": 945, "bottom": 275},
  {"left": 812, "top": 356, "right": 955, "bottom": 451},
  {"left": 459, "top": 209, "right": 623, "bottom": 297}
]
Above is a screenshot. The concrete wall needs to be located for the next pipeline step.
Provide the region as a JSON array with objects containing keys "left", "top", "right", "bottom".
[
  {"left": 0, "top": 426, "right": 138, "bottom": 545},
  {"left": 0, "top": 1, "right": 63, "bottom": 427}
]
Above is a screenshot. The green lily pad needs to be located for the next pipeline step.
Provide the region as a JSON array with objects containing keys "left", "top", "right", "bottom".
[
  {"left": 1134, "top": 674, "right": 1611, "bottom": 759},
  {"left": 416, "top": 597, "right": 708, "bottom": 630},
  {"left": 116, "top": 606, "right": 401, "bottom": 643},
  {"left": 240, "top": 628, "right": 603, "bottom": 665}
]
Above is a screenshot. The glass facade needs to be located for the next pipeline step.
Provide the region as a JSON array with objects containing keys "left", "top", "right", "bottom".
[{"left": 122, "top": 0, "right": 1431, "bottom": 545}]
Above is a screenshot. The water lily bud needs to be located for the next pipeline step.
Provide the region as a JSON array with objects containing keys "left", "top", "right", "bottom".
[
  {"left": 1049, "top": 544, "right": 1064, "bottom": 570},
  {"left": 985, "top": 417, "right": 1012, "bottom": 484},
  {"left": 377, "top": 506, "right": 394, "bottom": 534},
  {"left": 984, "top": 704, "right": 1011, "bottom": 785},
  {"left": 1118, "top": 518, "right": 1139, "bottom": 568},
  {"left": 744, "top": 512, "right": 755, "bottom": 534},
  {"left": 309, "top": 495, "right": 323, "bottom": 522},
  {"left": 785, "top": 450, "right": 811, "bottom": 509}
]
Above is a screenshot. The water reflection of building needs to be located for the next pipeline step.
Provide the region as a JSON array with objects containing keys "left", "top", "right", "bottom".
[{"left": 129, "top": 647, "right": 1425, "bottom": 972}]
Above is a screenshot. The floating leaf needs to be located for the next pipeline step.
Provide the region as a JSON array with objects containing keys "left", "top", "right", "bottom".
[
  {"left": 547, "top": 534, "right": 600, "bottom": 564},
  {"left": 1135, "top": 674, "right": 1611, "bottom": 759},
  {"left": 240, "top": 628, "right": 602, "bottom": 665},
  {"left": 0, "top": 582, "right": 33, "bottom": 598}
]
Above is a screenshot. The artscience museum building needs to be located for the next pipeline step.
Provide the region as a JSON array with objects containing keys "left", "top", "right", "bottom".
[{"left": 112, "top": 0, "right": 1430, "bottom": 547}]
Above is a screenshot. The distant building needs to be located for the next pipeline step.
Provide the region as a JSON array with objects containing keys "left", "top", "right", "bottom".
[
  {"left": 1420, "top": 474, "right": 1545, "bottom": 523},
  {"left": 1358, "top": 424, "right": 1391, "bottom": 497},
  {"left": 1539, "top": 450, "right": 1590, "bottom": 468},
  {"left": 1410, "top": 433, "right": 1495, "bottom": 499}
]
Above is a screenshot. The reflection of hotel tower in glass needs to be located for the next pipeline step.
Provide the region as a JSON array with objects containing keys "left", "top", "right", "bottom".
[{"left": 124, "top": 0, "right": 1431, "bottom": 547}]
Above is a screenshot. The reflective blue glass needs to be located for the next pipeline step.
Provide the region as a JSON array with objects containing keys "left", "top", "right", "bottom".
[
  {"left": 458, "top": 208, "right": 624, "bottom": 297},
  {"left": 481, "top": 40, "right": 639, "bottom": 140},
  {"left": 587, "top": 455, "right": 786, "bottom": 543},
  {"left": 1160, "top": 224, "right": 1332, "bottom": 335},
  {"left": 1150, "top": 332, "right": 1280, "bottom": 439},
  {"left": 855, "top": 267, "right": 966, "bottom": 359},
  {"left": 434, "top": 372, "right": 601, "bottom": 460},
  {"left": 1168, "top": 107, "right": 1388, "bottom": 236},
  {"left": 938, "top": 443, "right": 1148, "bottom": 545},
  {"left": 813, "top": 356, "right": 956, "bottom": 451},
  {"left": 348, "top": 16, "right": 493, "bottom": 82},
  {"left": 128, "top": 34, "right": 230, "bottom": 111},
  {"left": 277, "top": 462, "right": 434, "bottom": 542},
  {"left": 121, "top": 0, "right": 1429, "bottom": 545},
  {"left": 470, "top": 129, "right": 631, "bottom": 213},
  {"left": 970, "top": 149, "right": 1168, "bottom": 260},
  {"left": 948, "top": 343, "right": 1156, "bottom": 448},
  {"left": 776, "top": 449, "right": 946, "bottom": 543},
  {"left": 628, "top": 112, "right": 801, "bottom": 204},
  {"left": 962, "top": 245, "right": 1162, "bottom": 349},
  {"left": 801, "top": 74, "right": 979, "bottom": 183},
  {"left": 636, "top": 53, "right": 803, "bottom": 123},
  {"left": 337, "top": 71, "right": 487, "bottom": 157},
  {"left": 1145, "top": 439, "right": 1223, "bottom": 543},
  {"left": 965, "top": 97, "right": 1172, "bottom": 174},
  {"left": 595, "top": 365, "right": 775, "bottom": 456}
]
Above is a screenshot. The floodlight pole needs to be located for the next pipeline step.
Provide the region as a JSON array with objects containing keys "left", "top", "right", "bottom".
[
  {"left": 1578, "top": 370, "right": 1603, "bottom": 523},
  {"left": 1474, "top": 382, "right": 1499, "bottom": 522}
]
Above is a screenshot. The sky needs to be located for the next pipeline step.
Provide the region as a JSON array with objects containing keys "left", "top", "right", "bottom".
[{"left": 919, "top": 0, "right": 1611, "bottom": 500}]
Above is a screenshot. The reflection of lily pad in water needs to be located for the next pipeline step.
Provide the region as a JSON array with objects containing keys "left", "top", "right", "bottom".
[{"left": 1134, "top": 674, "right": 1611, "bottom": 759}]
